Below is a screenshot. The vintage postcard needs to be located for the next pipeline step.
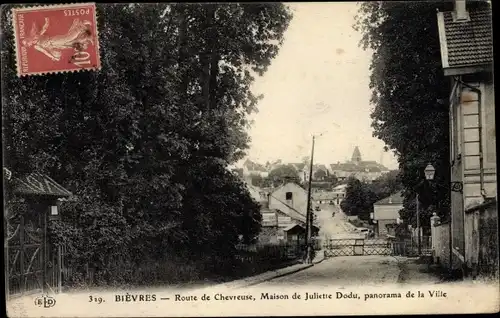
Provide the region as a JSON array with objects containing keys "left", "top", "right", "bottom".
[{"left": 2, "top": 1, "right": 498, "bottom": 317}]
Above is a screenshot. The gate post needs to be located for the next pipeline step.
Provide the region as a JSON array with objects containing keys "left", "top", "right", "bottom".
[
  {"left": 57, "top": 243, "right": 62, "bottom": 293},
  {"left": 430, "top": 213, "right": 440, "bottom": 259}
]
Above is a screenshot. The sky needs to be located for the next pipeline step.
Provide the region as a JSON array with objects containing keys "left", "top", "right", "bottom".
[{"left": 241, "top": 2, "right": 399, "bottom": 170}]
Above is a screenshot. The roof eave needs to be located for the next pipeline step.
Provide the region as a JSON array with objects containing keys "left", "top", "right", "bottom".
[
  {"left": 443, "top": 64, "right": 493, "bottom": 76},
  {"left": 436, "top": 12, "right": 450, "bottom": 69}
]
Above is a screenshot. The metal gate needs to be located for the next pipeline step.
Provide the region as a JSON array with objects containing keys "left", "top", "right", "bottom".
[
  {"left": 324, "top": 238, "right": 394, "bottom": 257},
  {"left": 6, "top": 201, "right": 45, "bottom": 296},
  {"left": 324, "top": 237, "right": 432, "bottom": 258}
]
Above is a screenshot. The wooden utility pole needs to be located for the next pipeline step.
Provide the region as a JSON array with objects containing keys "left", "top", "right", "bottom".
[{"left": 305, "top": 136, "right": 315, "bottom": 264}]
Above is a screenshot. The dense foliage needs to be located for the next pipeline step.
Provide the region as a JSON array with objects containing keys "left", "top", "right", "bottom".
[
  {"left": 2, "top": 3, "right": 292, "bottom": 285},
  {"left": 353, "top": 2, "right": 456, "bottom": 226},
  {"left": 265, "top": 164, "right": 302, "bottom": 187},
  {"left": 341, "top": 171, "right": 403, "bottom": 221},
  {"left": 313, "top": 169, "right": 327, "bottom": 181}
]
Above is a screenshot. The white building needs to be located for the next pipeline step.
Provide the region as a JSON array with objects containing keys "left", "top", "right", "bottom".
[
  {"left": 372, "top": 192, "right": 404, "bottom": 237},
  {"left": 332, "top": 184, "right": 348, "bottom": 205}
]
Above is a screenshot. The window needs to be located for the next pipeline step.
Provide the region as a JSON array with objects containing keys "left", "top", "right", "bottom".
[{"left": 285, "top": 192, "right": 293, "bottom": 200}]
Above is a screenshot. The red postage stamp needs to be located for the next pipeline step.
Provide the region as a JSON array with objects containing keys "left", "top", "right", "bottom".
[{"left": 11, "top": 3, "right": 101, "bottom": 77}]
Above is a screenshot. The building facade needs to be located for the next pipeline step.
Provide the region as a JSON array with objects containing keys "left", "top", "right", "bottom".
[
  {"left": 268, "top": 182, "right": 309, "bottom": 219},
  {"left": 372, "top": 192, "right": 404, "bottom": 237},
  {"left": 436, "top": 0, "right": 497, "bottom": 276},
  {"left": 332, "top": 183, "right": 347, "bottom": 205},
  {"left": 312, "top": 191, "right": 336, "bottom": 205},
  {"left": 259, "top": 182, "right": 320, "bottom": 244}
]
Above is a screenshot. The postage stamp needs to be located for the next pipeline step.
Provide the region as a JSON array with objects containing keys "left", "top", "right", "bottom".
[{"left": 11, "top": 3, "right": 101, "bottom": 77}]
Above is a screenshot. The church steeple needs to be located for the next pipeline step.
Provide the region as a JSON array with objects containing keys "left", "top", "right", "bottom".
[{"left": 351, "top": 146, "right": 362, "bottom": 164}]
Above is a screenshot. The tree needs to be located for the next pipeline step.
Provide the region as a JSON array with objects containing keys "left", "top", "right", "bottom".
[
  {"left": 340, "top": 177, "right": 365, "bottom": 217},
  {"left": 2, "top": 3, "right": 292, "bottom": 284},
  {"left": 340, "top": 174, "right": 400, "bottom": 222},
  {"left": 368, "top": 170, "right": 403, "bottom": 201},
  {"left": 313, "top": 169, "right": 327, "bottom": 181},
  {"left": 352, "top": 2, "right": 473, "bottom": 226},
  {"left": 267, "top": 164, "right": 301, "bottom": 186}
]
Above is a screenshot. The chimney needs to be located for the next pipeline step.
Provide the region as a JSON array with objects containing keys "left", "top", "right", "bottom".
[{"left": 454, "top": 0, "right": 469, "bottom": 22}]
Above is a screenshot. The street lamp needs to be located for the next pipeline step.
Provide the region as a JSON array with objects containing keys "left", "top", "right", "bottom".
[
  {"left": 425, "top": 163, "right": 463, "bottom": 193},
  {"left": 416, "top": 163, "right": 436, "bottom": 256},
  {"left": 424, "top": 163, "right": 436, "bottom": 181}
]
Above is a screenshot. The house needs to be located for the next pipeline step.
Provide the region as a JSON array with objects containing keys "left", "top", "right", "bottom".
[
  {"left": 436, "top": 0, "right": 497, "bottom": 276},
  {"left": 259, "top": 182, "right": 320, "bottom": 244},
  {"left": 259, "top": 208, "right": 319, "bottom": 245},
  {"left": 312, "top": 191, "right": 336, "bottom": 205},
  {"left": 268, "top": 181, "right": 320, "bottom": 228},
  {"left": 332, "top": 183, "right": 348, "bottom": 205},
  {"left": 268, "top": 182, "right": 309, "bottom": 220},
  {"left": 372, "top": 192, "right": 404, "bottom": 237},
  {"left": 329, "top": 147, "right": 390, "bottom": 183}
]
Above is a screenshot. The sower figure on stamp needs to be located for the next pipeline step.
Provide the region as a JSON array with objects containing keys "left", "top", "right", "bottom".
[{"left": 22, "top": 17, "right": 94, "bottom": 61}]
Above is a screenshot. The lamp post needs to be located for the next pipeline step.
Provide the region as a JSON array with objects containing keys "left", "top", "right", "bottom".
[{"left": 416, "top": 163, "right": 436, "bottom": 255}]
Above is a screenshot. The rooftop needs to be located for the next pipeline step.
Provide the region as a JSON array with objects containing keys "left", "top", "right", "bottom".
[
  {"left": 437, "top": 7, "right": 493, "bottom": 71},
  {"left": 330, "top": 161, "right": 388, "bottom": 173},
  {"left": 374, "top": 192, "right": 404, "bottom": 206},
  {"left": 11, "top": 173, "right": 73, "bottom": 198}
]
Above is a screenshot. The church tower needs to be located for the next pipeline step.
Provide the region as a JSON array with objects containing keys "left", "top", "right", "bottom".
[{"left": 351, "top": 146, "right": 362, "bottom": 164}]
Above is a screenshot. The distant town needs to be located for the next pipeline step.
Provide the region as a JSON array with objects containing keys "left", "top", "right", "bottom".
[{"left": 233, "top": 146, "right": 392, "bottom": 186}]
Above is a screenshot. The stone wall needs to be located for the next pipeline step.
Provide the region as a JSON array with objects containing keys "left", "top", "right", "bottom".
[{"left": 431, "top": 214, "right": 451, "bottom": 269}]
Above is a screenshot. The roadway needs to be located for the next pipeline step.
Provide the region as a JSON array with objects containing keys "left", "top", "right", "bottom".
[{"left": 314, "top": 203, "right": 361, "bottom": 242}]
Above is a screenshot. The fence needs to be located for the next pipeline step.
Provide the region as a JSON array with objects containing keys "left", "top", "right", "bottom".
[
  {"left": 53, "top": 242, "right": 305, "bottom": 289},
  {"left": 322, "top": 237, "right": 432, "bottom": 258},
  {"left": 391, "top": 236, "right": 432, "bottom": 257},
  {"left": 236, "top": 242, "right": 303, "bottom": 262}
]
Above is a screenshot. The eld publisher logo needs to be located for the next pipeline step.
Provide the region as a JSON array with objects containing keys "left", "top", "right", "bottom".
[{"left": 34, "top": 295, "right": 57, "bottom": 308}]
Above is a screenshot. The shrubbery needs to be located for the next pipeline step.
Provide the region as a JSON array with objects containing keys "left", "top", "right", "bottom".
[{"left": 2, "top": 3, "right": 292, "bottom": 286}]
